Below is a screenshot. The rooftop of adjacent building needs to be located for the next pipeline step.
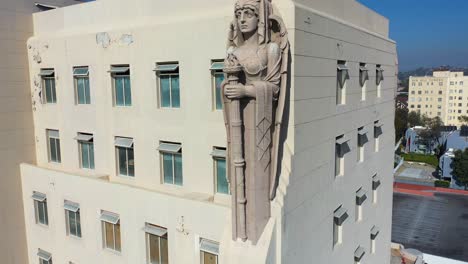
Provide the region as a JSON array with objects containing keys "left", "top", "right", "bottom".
[
  {"left": 392, "top": 191, "right": 468, "bottom": 262},
  {"left": 410, "top": 71, "right": 467, "bottom": 79}
]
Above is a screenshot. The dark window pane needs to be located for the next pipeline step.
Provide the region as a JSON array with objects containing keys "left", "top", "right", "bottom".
[
  {"left": 89, "top": 143, "right": 95, "bottom": 169},
  {"left": 81, "top": 142, "right": 89, "bottom": 168},
  {"left": 49, "top": 138, "right": 57, "bottom": 161},
  {"left": 127, "top": 148, "right": 135, "bottom": 177},
  {"left": 163, "top": 153, "right": 173, "bottom": 184},
  {"left": 216, "top": 159, "right": 228, "bottom": 194},
  {"left": 115, "top": 77, "right": 125, "bottom": 106},
  {"left": 160, "top": 237, "right": 168, "bottom": 264},
  {"left": 118, "top": 147, "right": 127, "bottom": 175},
  {"left": 114, "top": 223, "right": 121, "bottom": 252},
  {"left": 215, "top": 73, "right": 224, "bottom": 110},
  {"left": 160, "top": 75, "right": 171, "bottom": 107},
  {"left": 174, "top": 154, "right": 183, "bottom": 186},
  {"left": 56, "top": 139, "right": 61, "bottom": 162},
  {"left": 105, "top": 222, "right": 114, "bottom": 249},
  {"left": 203, "top": 252, "right": 218, "bottom": 264},
  {"left": 171, "top": 76, "right": 180, "bottom": 108},
  {"left": 149, "top": 234, "right": 160, "bottom": 264},
  {"left": 124, "top": 76, "right": 132, "bottom": 106}
]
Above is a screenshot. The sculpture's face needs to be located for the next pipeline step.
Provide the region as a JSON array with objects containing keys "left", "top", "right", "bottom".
[{"left": 235, "top": 2, "right": 259, "bottom": 34}]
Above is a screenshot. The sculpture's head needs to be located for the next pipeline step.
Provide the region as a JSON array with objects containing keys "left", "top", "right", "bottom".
[
  {"left": 230, "top": 0, "right": 271, "bottom": 46},
  {"left": 235, "top": 0, "right": 261, "bottom": 34}
]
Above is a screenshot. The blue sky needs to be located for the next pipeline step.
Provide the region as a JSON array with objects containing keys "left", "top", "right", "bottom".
[{"left": 357, "top": 0, "right": 468, "bottom": 71}]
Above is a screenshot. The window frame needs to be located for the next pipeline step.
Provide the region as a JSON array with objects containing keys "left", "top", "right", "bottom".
[
  {"left": 336, "top": 61, "right": 349, "bottom": 105},
  {"left": 212, "top": 147, "right": 229, "bottom": 194},
  {"left": 33, "top": 192, "right": 49, "bottom": 226},
  {"left": 145, "top": 223, "right": 169, "bottom": 264},
  {"left": 359, "top": 63, "right": 369, "bottom": 101},
  {"left": 40, "top": 69, "right": 56, "bottom": 104},
  {"left": 73, "top": 66, "right": 91, "bottom": 105},
  {"left": 200, "top": 239, "right": 219, "bottom": 264},
  {"left": 101, "top": 211, "right": 121, "bottom": 253},
  {"left": 65, "top": 201, "right": 82, "bottom": 238},
  {"left": 110, "top": 65, "right": 132, "bottom": 107},
  {"left": 115, "top": 137, "right": 135, "bottom": 177},
  {"left": 211, "top": 61, "right": 225, "bottom": 111},
  {"left": 47, "top": 129, "right": 61, "bottom": 163},
  {"left": 158, "top": 142, "right": 183, "bottom": 186},
  {"left": 155, "top": 63, "right": 180, "bottom": 109},
  {"left": 76, "top": 133, "right": 95, "bottom": 170}
]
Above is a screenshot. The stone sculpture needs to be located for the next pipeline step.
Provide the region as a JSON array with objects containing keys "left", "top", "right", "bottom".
[{"left": 222, "top": 0, "right": 289, "bottom": 244}]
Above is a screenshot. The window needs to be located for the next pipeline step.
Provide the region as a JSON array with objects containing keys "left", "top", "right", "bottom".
[
  {"left": 460, "top": 103, "right": 463, "bottom": 107},
  {"left": 438, "top": 105, "right": 442, "bottom": 109},
  {"left": 418, "top": 82, "right": 422, "bottom": 86},
  {"left": 211, "top": 61, "right": 225, "bottom": 110},
  {"left": 115, "top": 137, "right": 135, "bottom": 177},
  {"left": 460, "top": 97, "right": 463, "bottom": 101},
  {"left": 336, "top": 61, "right": 349, "bottom": 105},
  {"left": 110, "top": 65, "right": 132, "bottom": 106},
  {"left": 33, "top": 192, "right": 48, "bottom": 226},
  {"left": 47, "top": 129, "right": 61, "bottom": 163},
  {"left": 410, "top": 105, "right": 414, "bottom": 108},
  {"left": 359, "top": 63, "right": 369, "bottom": 101},
  {"left": 200, "top": 239, "right": 219, "bottom": 264},
  {"left": 38, "top": 249, "right": 52, "bottom": 264},
  {"left": 376, "top": 65, "right": 384, "bottom": 97},
  {"left": 73, "top": 66, "right": 90, "bottom": 104},
  {"left": 371, "top": 226, "right": 380, "bottom": 254},
  {"left": 372, "top": 174, "right": 381, "bottom": 203},
  {"left": 438, "top": 98, "right": 442, "bottom": 102},
  {"left": 410, "top": 98, "right": 415, "bottom": 102},
  {"left": 439, "top": 82, "right": 443, "bottom": 86},
  {"left": 212, "top": 147, "right": 229, "bottom": 194},
  {"left": 145, "top": 223, "right": 168, "bottom": 264},
  {"left": 155, "top": 63, "right": 180, "bottom": 108},
  {"left": 100, "top": 211, "right": 121, "bottom": 252},
  {"left": 39, "top": 69, "right": 56, "bottom": 104},
  {"left": 449, "top": 96, "right": 454, "bottom": 100},
  {"left": 158, "top": 142, "right": 183, "bottom": 186},
  {"left": 418, "top": 91, "right": 422, "bottom": 95},
  {"left": 333, "top": 206, "right": 348, "bottom": 247},
  {"left": 438, "top": 90, "right": 443, "bottom": 95},
  {"left": 64, "top": 200, "right": 81, "bottom": 238},
  {"left": 450, "top": 81, "right": 454, "bottom": 85},
  {"left": 460, "top": 81, "right": 464, "bottom": 85},
  {"left": 411, "top": 91, "right": 415, "bottom": 94},
  {"left": 374, "top": 121, "right": 383, "bottom": 152},
  {"left": 459, "top": 110, "right": 462, "bottom": 114},
  {"left": 354, "top": 246, "right": 365, "bottom": 264},
  {"left": 357, "top": 127, "right": 368, "bottom": 162},
  {"left": 76, "top": 133, "right": 94, "bottom": 169},
  {"left": 335, "top": 135, "right": 350, "bottom": 177},
  {"left": 460, "top": 90, "right": 464, "bottom": 94},
  {"left": 355, "top": 188, "right": 367, "bottom": 221},
  {"left": 438, "top": 112, "right": 441, "bottom": 116}
]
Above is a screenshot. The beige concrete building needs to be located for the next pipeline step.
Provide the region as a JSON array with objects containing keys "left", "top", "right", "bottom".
[
  {"left": 0, "top": 1, "right": 79, "bottom": 263},
  {"left": 20, "top": 0, "right": 397, "bottom": 263},
  {"left": 409, "top": 71, "right": 468, "bottom": 126}
]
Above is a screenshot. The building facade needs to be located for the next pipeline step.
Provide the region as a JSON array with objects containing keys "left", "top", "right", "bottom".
[
  {"left": 0, "top": 1, "right": 78, "bottom": 263},
  {"left": 21, "top": 0, "right": 397, "bottom": 263},
  {"left": 408, "top": 71, "right": 468, "bottom": 127}
]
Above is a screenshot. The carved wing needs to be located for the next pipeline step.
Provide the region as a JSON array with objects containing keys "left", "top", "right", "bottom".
[{"left": 269, "top": 14, "right": 290, "bottom": 200}]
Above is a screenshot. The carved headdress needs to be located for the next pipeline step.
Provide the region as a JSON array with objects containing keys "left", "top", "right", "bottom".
[{"left": 229, "top": 0, "right": 272, "bottom": 46}]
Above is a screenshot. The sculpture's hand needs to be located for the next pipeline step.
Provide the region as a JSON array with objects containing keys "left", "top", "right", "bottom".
[{"left": 225, "top": 84, "right": 255, "bottom": 99}]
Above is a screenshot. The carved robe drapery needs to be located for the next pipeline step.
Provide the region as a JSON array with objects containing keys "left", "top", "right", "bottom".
[{"left": 222, "top": 0, "right": 289, "bottom": 244}]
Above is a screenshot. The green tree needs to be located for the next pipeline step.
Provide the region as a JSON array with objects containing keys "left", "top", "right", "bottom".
[
  {"left": 416, "top": 116, "right": 443, "bottom": 154},
  {"left": 408, "top": 111, "right": 423, "bottom": 128},
  {"left": 395, "top": 108, "right": 408, "bottom": 142},
  {"left": 451, "top": 149, "right": 468, "bottom": 190},
  {"left": 458, "top": 115, "right": 468, "bottom": 125}
]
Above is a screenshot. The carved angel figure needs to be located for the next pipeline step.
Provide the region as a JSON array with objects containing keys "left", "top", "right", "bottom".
[{"left": 222, "top": 0, "right": 289, "bottom": 243}]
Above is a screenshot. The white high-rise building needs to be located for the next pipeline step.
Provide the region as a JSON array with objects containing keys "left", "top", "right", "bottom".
[
  {"left": 408, "top": 71, "right": 468, "bottom": 127},
  {"left": 20, "top": 0, "right": 397, "bottom": 263}
]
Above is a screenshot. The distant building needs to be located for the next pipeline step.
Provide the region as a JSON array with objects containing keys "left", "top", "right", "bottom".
[
  {"left": 439, "top": 127, "right": 468, "bottom": 189},
  {"left": 405, "top": 126, "right": 457, "bottom": 154},
  {"left": 408, "top": 71, "right": 468, "bottom": 127}
]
